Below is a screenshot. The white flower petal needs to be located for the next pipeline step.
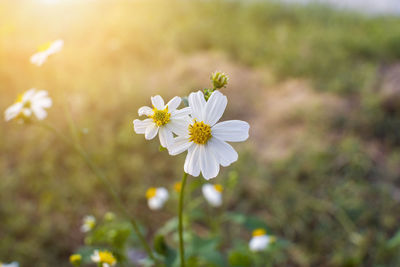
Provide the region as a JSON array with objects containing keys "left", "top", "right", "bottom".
[
  {"left": 159, "top": 127, "right": 173, "bottom": 148},
  {"left": 151, "top": 95, "right": 165, "bottom": 110},
  {"left": 31, "top": 90, "right": 48, "bottom": 100},
  {"left": 208, "top": 137, "right": 238, "bottom": 167},
  {"left": 249, "top": 235, "right": 270, "bottom": 252},
  {"left": 133, "top": 119, "right": 153, "bottom": 134},
  {"left": 184, "top": 145, "right": 201, "bottom": 177},
  {"left": 199, "top": 145, "right": 220, "bottom": 180},
  {"left": 148, "top": 190, "right": 168, "bottom": 210},
  {"left": 145, "top": 124, "right": 159, "bottom": 140},
  {"left": 4, "top": 103, "right": 23, "bottom": 121},
  {"left": 138, "top": 106, "right": 154, "bottom": 116},
  {"left": 212, "top": 120, "right": 249, "bottom": 142},
  {"left": 168, "top": 136, "right": 192, "bottom": 156},
  {"left": 32, "top": 106, "right": 47, "bottom": 120},
  {"left": 166, "top": 96, "right": 181, "bottom": 111},
  {"left": 36, "top": 97, "right": 52, "bottom": 108},
  {"left": 166, "top": 117, "right": 190, "bottom": 136},
  {"left": 202, "top": 184, "right": 222, "bottom": 207},
  {"left": 48, "top": 39, "right": 64, "bottom": 54},
  {"left": 22, "top": 89, "right": 36, "bottom": 102},
  {"left": 22, "top": 108, "right": 32, "bottom": 117},
  {"left": 30, "top": 52, "right": 48, "bottom": 66},
  {"left": 171, "top": 107, "right": 191, "bottom": 118},
  {"left": 156, "top": 187, "right": 169, "bottom": 202},
  {"left": 91, "top": 250, "right": 100, "bottom": 262},
  {"left": 204, "top": 90, "right": 227, "bottom": 126},
  {"left": 188, "top": 91, "right": 206, "bottom": 121}
]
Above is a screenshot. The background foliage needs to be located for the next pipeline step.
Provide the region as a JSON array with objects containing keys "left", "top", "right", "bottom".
[{"left": 2, "top": 0, "right": 400, "bottom": 266}]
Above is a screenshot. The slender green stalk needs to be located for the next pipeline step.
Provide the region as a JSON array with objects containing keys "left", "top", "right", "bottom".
[
  {"left": 36, "top": 122, "right": 156, "bottom": 262},
  {"left": 178, "top": 172, "right": 188, "bottom": 267}
]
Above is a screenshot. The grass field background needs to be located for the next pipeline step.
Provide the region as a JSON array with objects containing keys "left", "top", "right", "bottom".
[{"left": 2, "top": 0, "right": 400, "bottom": 266}]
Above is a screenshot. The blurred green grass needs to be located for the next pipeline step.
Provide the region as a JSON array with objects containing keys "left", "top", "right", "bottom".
[{"left": 2, "top": 0, "right": 400, "bottom": 266}]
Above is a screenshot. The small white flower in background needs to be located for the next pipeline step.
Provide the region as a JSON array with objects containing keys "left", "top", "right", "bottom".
[
  {"left": 249, "top": 228, "right": 275, "bottom": 252},
  {"left": 91, "top": 250, "right": 117, "bottom": 267},
  {"left": 168, "top": 90, "right": 250, "bottom": 180},
  {"left": 80, "top": 215, "right": 96, "bottom": 233},
  {"left": 202, "top": 183, "right": 223, "bottom": 207},
  {"left": 146, "top": 187, "right": 169, "bottom": 210},
  {"left": 4, "top": 89, "right": 52, "bottom": 122},
  {"left": 0, "top": 262, "right": 19, "bottom": 267},
  {"left": 133, "top": 95, "right": 191, "bottom": 148},
  {"left": 30, "top": 39, "right": 63, "bottom": 66}
]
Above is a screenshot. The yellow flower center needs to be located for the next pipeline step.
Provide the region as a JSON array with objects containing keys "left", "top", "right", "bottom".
[
  {"left": 38, "top": 41, "right": 52, "bottom": 52},
  {"left": 146, "top": 187, "right": 157, "bottom": 199},
  {"left": 189, "top": 121, "right": 212, "bottom": 145},
  {"left": 22, "top": 102, "right": 31, "bottom": 110},
  {"left": 16, "top": 93, "right": 24, "bottom": 103},
  {"left": 15, "top": 93, "right": 31, "bottom": 108},
  {"left": 150, "top": 107, "right": 171, "bottom": 126},
  {"left": 214, "top": 184, "right": 223, "bottom": 192},
  {"left": 85, "top": 220, "right": 95, "bottom": 230},
  {"left": 252, "top": 228, "right": 267, "bottom": 237},
  {"left": 174, "top": 182, "right": 182, "bottom": 193},
  {"left": 98, "top": 251, "right": 116, "bottom": 265}
]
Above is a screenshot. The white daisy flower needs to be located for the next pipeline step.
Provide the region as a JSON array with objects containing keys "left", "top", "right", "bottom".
[
  {"left": 249, "top": 228, "right": 275, "bottom": 252},
  {"left": 168, "top": 90, "right": 250, "bottom": 180},
  {"left": 133, "top": 95, "right": 191, "bottom": 148},
  {"left": 202, "top": 183, "right": 223, "bottom": 207},
  {"left": 146, "top": 187, "right": 169, "bottom": 210},
  {"left": 4, "top": 89, "right": 52, "bottom": 122},
  {"left": 30, "top": 39, "right": 64, "bottom": 66},
  {"left": 80, "top": 215, "right": 96, "bottom": 233},
  {"left": 91, "top": 250, "right": 117, "bottom": 267},
  {"left": 0, "top": 262, "right": 19, "bottom": 267}
]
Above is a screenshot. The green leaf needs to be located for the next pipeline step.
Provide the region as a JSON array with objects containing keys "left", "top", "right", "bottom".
[
  {"left": 388, "top": 230, "right": 400, "bottom": 248},
  {"left": 154, "top": 235, "right": 168, "bottom": 255},
  {"left": 157, "top": 217, "right": 179, "bottom": 236},
  {"left": 228, "top": 250, "right": 252, "bottom": 267},
  {"left": 186, "top": 236, "right": 225, "bottom": 266},
  {"left": 226, "top": 212, "right": 269, "bottom": 231}
]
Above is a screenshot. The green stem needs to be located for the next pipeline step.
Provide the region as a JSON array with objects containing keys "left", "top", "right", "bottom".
[
  {"left": 37, "top": 122, "right": 156, "bottom": 262},
  {"left": 178, "top": 172, "right": 188, "bottom": 267}
]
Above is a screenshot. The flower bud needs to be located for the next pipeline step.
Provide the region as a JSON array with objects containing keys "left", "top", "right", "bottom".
[
  {"left": 211, "top": 71, "right": 229, "bottom": 89},
  {"left": 69, "top": 254, "right": 82, "bottom": 266},
  {"left": 104, "top": 212, "right": 115, "bottom": 221},
  {"left": 203, "top": 88, "right": 212, "bottom": 101}
]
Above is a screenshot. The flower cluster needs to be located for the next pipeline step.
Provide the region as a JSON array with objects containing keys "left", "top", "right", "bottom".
[
  {"left": 5, "top": 59, "right": 279, "bottom": 266},
  {"left": 134, "top": 90, "right": 249, "bottom": 180},
  {"left": 145, "top": 182, "right": 224, "bottom": 210},
  {"left": 4, "top": 39, "right": 62, "bottom": 122}
]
